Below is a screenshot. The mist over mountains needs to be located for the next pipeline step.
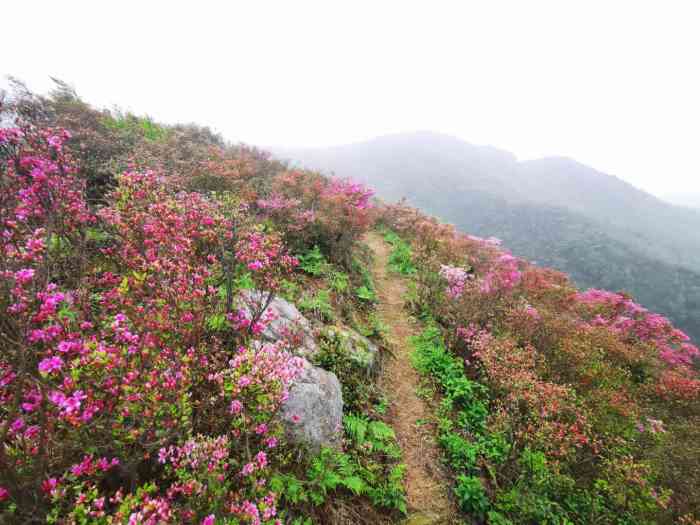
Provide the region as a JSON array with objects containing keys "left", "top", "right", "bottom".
[
  {"left": 273, "top": 131, "right": 700, "bottom": 342},
  {"left": 663, "top": 192, "right": 700, "bottom": 209}
]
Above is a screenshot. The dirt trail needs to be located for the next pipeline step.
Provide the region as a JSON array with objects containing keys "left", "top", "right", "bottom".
[{"left": 365, "top": 232, "right": 457, "bottom": 522}]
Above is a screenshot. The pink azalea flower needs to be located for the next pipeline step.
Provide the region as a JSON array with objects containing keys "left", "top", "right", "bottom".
[
  {"left": 38, "top": 356, "right": 64, "bottom": 375},
  {"left": 14, "top": 268, "right": 35, "bottom": 284},
  {"left": 247, "top": 260, "right": 264, "bottom": 271}
]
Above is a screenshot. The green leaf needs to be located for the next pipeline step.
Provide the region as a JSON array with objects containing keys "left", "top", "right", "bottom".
[
  {"left": 369, "top": 420, "right": 396, "bottom": 442},
  {"left": 356, "top": 285, "right": 376, "bottom": 302},
  {"left": 206, "top": 313, "right": 227, "bottom": 331},
  {"left": 342, "top": 475, "right": 366, "bottom": 495}
]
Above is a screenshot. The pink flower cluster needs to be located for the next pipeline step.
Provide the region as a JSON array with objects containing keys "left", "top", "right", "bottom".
[
  {"left": 235, "top": 230, "right": 298, "bottom": 288},
  {"left": 576, "top": 289, "right": 700, "bottom": 368},
  {"left": 324, "top": 177, "right": 375, "bottom": 210},
  {"left": 256, "top": 194, "right": 300, "bottom": 211},
  {"left": 637, "top": 417, "right": 666, "bottom": 434},
  {"left": 480, "top": 253, "right": 522, "bottom": 294},
  {"left": 439, "top": 264, "right": 471, "bottom": 299}
]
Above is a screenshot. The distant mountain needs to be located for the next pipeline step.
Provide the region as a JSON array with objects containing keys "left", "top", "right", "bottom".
[
  {"left": 663, "top": 193, "right": 700, "bottom": 209},
  {"left": 272, "top": 131, "right": 700, "bottom": 341}
]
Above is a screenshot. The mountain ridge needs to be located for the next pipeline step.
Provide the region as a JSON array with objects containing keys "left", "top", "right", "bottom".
[{"left": 271, "top": 131, "right": 700, "bottom": 342}]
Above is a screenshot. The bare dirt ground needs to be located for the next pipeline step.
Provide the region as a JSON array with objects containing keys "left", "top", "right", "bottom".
[{"left": 365, "top": 232, "right": 459, "bottom": 523}]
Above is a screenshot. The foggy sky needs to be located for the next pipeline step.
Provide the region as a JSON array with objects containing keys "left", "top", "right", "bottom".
[{"left": 3, "top": 0, "right": 699, "bottom": 197}]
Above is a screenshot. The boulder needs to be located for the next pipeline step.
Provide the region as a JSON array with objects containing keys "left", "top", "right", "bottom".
[
  {"left": 238, "top": 290, "right": 319, "bottom": 358},
  {"left": 319, "top": 325, "right": 380, "bottom": 371},
  {"left": 281, "top": 358, "right": 343, "bottom": 451}
]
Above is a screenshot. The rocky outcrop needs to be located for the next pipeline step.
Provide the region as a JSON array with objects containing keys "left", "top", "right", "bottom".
[
  {"left": 319, "top": 325, "right": 380, "bottom": 372},
  {"left": 239, "top": 292, "right": 381, "bottom": 449},
  {"left": 238, "top": 290, "right": 319, "bottom": 358},
  {"left": 281, "top": 358, "right": 343, "bottom": 451}
]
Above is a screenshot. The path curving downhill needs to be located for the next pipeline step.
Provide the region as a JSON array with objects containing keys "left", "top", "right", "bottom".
[{"left": 365, "top": 232, "right": 458, "bottom": 523}]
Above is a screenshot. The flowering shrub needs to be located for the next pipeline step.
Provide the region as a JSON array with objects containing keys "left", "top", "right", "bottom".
[
  {"left": 181, "top": 144, "right": 285, "bottom": 200},
  {"left": 1, "top": 126, "right": 98, "bottom": 507},
  {"left": 0, "top": 122, "right": 308, "bottom": 523},
  {"left": 464, "top": 328, "right": 593, "bottom": 459},
  {"left": 235, "top": 229, "right": 298, "bottom": 291},
  {"left": 479, "top": 253, "right": 522, "bottom": 295},
  {"left": 269, "top": 171, "right": 375, "bottom": 266},
  {"left": 439, "top": 264, "right": 471, "bottom": 299},
  {"left": 575, "top": 289, "right": 700, "bottom": 368},
  {"left": 0, "top": 96, "right": 406, "bottom": 521}
]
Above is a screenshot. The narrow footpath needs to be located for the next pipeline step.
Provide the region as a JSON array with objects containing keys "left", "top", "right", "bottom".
[{"left": 365, "top": 232, "right": 458, "bottom": 523}]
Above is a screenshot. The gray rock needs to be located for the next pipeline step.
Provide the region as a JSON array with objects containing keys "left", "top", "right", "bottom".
[
  {"left": 319, "top": 325, "right": 380, "bottom": 371},
  {"left": 281, "top": 358, "right": 343, "bottom": 451},
  {"left": 238, "top": 290, "right": 318, "bottom": 358}
]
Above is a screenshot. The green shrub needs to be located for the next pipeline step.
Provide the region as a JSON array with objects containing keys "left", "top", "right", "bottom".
[
  {"left": 298, "top": 289, "right": 334, "bottom": 322},
  {"left": 455, "top": 475, "right": 490, "bottom": 517},
  {"left": 272, "top": 419, "right": 407, "bottom": 517},
  {"left": 384, "top": 230, "right": 417, "bottom": 275},
  {"left": 356, "top": 285, "right": 377, "bottom": 302},
  {"left": 355, "top": 311, "right": 388, "bottom": 339},
  {"left": 328, "top": 270, "right": 350, "bottom": 292},
  {"left": 298, "top": 245, "right": 329, "bottom": 276}
]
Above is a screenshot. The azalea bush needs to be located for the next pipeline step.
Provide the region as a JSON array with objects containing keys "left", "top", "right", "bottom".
[
  {"left": 0, "top": 120, "right": 309, "bottom": 523},
  {"left": 267, "top": 170, "right": 375, "bottom": 267},
  {"left": 0, "top": 82, "right": 391, "bottom": 522}
]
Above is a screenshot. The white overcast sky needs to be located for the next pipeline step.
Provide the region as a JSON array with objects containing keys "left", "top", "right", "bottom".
[{"left": 2, "top": 1, "right": 699, "bottom": 196}]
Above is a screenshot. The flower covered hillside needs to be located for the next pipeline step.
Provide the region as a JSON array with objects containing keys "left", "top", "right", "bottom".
[
  {"left": 0, "top": 122, "right": 310, "bottom": 523},
  {"left": 381, "top": 203, "right": 700, "bottom": 524},
  {"left": 0, "top": 86, "right": 394, "bottom": 524}
]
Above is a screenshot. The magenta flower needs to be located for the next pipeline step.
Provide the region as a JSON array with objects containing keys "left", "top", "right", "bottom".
[
  {"left": 24, "top": 425, "right": 40, "bottom": 439},
  {"left": 38, "top": 356, "right": 64, "bottom": 375},
  {"left": 41, "top": 478, "right": 58, "bottom": 495},
  {"left": 247, "top": 260, "right": 264, "bottom": 271},
  {"left": 10, "top": 418, "right": 24, "bottom": 433},
  {"left": 49, "top": 389, "right": 86, "bottom": 415},
  {"left": 201, "top": 515, "right": 215, "bottom": 525},
  {"left": 14, "top": 268, "right": 35, "bottom": 284},
  {"left": 255, "top": 451, "right": 268, "bottom": 469}
]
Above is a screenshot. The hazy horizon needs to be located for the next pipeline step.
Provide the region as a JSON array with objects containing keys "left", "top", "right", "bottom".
[
  {"left": 273, "top": 130, "right": 699, "bottom": 205},
  {"left": 3, "top": 1, "right": 699, "bottom": 198}
]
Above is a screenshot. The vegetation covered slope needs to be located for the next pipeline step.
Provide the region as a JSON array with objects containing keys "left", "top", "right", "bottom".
[
  {"left": 444, "top": 192, "right": 700, "bottom": 342},
  {"left": 2, "top": 82, "right": 699, "bottom": 524},
  {"left": 379, "top": 205, "right": 700, "bottom": 524},
  {"left": 273, "top": 131, "right": 700, "bottom": 342},
  {"left": 0, "top": 83, "right": 407, "bottom": 524}
]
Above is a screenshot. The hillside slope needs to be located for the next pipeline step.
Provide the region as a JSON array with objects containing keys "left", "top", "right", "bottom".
[
  {"left": 3, "top": 84, "right": 700, "bottom": 524},
  {"left": 273, "top": 132, "right": 700, "bottom": 341}
]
